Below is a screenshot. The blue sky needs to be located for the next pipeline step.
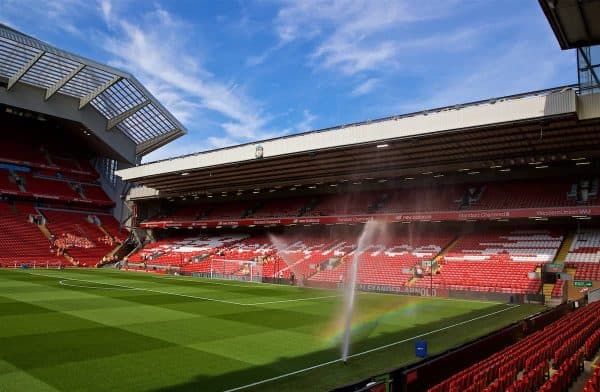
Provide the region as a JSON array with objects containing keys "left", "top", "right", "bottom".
[{"left": 0, "top": 0, "right": 575, "bottom": 162}]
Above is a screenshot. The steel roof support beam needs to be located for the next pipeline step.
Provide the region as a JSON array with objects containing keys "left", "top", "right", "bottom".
[
  {"left": 107, "top": 100, "right": 150, "bottom": 130},
  {"left": 45, "top": 63, "right": 85, "bottom": 101},
  {"left": 578, "top": 47, "right": 600, "bottom": 89},
  {"left": 79, "top": 75, "right": 122, "bottom": 109},
  {"left": 135, "top": 128, "right": 185, "bottom": 156},
  {"left": 7, "top": 51, "right": 44, "bottom": 90}
]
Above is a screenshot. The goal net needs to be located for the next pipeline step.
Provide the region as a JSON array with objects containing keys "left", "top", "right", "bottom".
[{"left": 190, "top": 258, "right": 263, "bottom": 283}]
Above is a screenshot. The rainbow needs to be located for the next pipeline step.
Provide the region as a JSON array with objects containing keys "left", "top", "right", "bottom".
[{"left": 321, "top": 296, "right": 430, "bottom": 345}]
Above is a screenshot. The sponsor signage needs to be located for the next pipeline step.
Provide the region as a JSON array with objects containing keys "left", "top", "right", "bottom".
[
  {"left": 574, "top": 280, "right": 593, "bottom": 287},
  {"left": 139, "top": 206, "right": 600, "bottom": 229},
  {"left": 545, "top": 263, "right": 564, "bottom": 273}
]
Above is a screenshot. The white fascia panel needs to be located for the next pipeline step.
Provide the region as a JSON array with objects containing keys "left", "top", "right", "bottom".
[{"left": 116, "top": 90, "right": 576, "bottom": 181}]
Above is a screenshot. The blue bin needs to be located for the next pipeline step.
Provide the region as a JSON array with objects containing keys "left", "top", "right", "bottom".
[{"left": 415, "top": 340, "right": 427, "bottom": 358}]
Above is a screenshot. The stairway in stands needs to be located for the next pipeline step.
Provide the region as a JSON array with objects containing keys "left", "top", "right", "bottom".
[
  {"left": 407, "top": 234, "right": 462, "bottom": 287},
  {"left": 542, "top": 283, "right": 555, "bottom": 305},
  {"left": 540, "top": 231, "right": 574, "bottom": 305},
  {"left": 0, "top": 201, "right": 70, "bottom": 267},
  {"left": 433, "top": 234, "right": 462, "bottom": 264},
  {"left": 554, "top": 230, "right": 575, "bottom": 263},
  {"left": 40, "top": 209, "right": 117, "bottom": 266}
]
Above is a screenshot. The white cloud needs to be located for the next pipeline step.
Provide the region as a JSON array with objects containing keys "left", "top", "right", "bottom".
[
  {"left": 397, "top": 40, "right": 573, "bottom": 113},
  {"left": 100, "top": 0, "right": 112, "bottom": 24},
  {"left": 1, "top": 0, "right": 90, "bottom": 36},
  {"left": 246, "top": 42, "right": 285, "bottom": 67},
  {"left": 295, "top": 109, "right": 317, "bottom": 132},
  {"left": 274, "top": 0, "right": 461, "bottom": 75},
  {"left": 351, "top": 78, "right": 379, "bottom": 97},
  {"left": 100, "top": 6, "right": 281, "bottom": 158}
]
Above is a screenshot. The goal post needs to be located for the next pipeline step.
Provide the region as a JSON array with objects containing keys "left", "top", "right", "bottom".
[{"left": 192, "top": 258, "right": 263, "bottom": 283}]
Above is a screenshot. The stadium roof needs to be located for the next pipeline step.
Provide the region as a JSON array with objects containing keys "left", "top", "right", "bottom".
[
  {"left": 540, "top": 0, "right": 600, "bottom": 49},
  {"left": 0, "top": 23, "right": 186, "bottom": 157},
  {"left": 118, "top": 87, "right": 600, "bottom": 199}
]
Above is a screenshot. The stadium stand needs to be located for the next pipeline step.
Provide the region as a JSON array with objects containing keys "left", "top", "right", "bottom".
[
  {"left": 0, "top": 120, "right": 116, "bottom": 220},
  {"left": 312, "top": 191, "right": 381, "bottom": 216},
  {"left": 20, "top": 172, "right": 81, "bottom": 199},
  {"left": 309, "top": 233, "right": 454, "bottom": 287},
  {"left": 176, "top": 232, "right": 348, "bottom": 278},
  {"left": 141, "top": 178, "right": 600, "bottom": 225},
  {"left": 566, "top": 230, "right": 600, "bottom": 263},
  {"left": 206, "top": 201, "right": 256, "bottom": 219},
  {"left": 570, "top": 263, "right": 600, "bottom": 281},
  {"left": 40, "top": 209, "right": 119, "bottom": 265},
  {"left": 412, "top": 260, "right": 541, "bottom": 294},
  {"left": 410, "top": 229, "right": 560, "bottom": 294},
  {"left": 551, "top": 279, "right": 564, "bottom": 297},
  {"left": 0, "top": 201, "right": 68, "bottom": 267},
  {"left": 469, "top": 180, "right": 588, "bottom": 209},
  {"left": 428, "top": 301, "right": 600, "bottom": 392},
  {"left": 442, "top": 229, "right": 563, "bottom": 263},
  {"left": 583, "top": 366, "right": 600, "bottom": 392},
  {"left": 0, "top": 168, "right": 19, "bottom": 193},
  {"left": 376, "top": 185, "right": 468, "bottom": 213},
  {"left": 130, "top": 230, "right": 453, "bottom": 286},
  {"left": 249, "top": 196, "right": 311, "bottom": 217},
  {"left": 4, "top": 6, "right": 600, "bottom": 392},
  {"left": 81, "top": 184, "right": 114, "bottom": 204},
  {"left": 130, "top": 234, "right": 249, "bottom": 267},
  {"left": 0, "top": 138, "right": 47, "bottom": 167},
  {"left": 98, "top": 216, "right": 127, "bottom": 242},
  {"left": 564, "top": 230, "right": 600, "bottom": 280},
  {"left": 128, "top": 225, "right": 598, "bottom": 295}
]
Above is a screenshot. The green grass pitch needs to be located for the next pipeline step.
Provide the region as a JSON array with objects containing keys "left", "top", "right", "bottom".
[{"left": 0, "top": 269, "right": 543, "bottom": 391}]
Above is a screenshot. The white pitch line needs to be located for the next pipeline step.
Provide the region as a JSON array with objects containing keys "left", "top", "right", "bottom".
[
  {"left": 99, "top": 268, "right": 310, "bottom": 290},
  {"left": 59, "top": 279, "right": 136, "bottom": 290},
  {"left": 26, "top": 272, "right": 247, "bottom": 306},
  {"left": 223, "top": 304, "right": 521, "bottom": 392},
  {"left": 247, "top": 295, "right": 341, "bottom": 305},
  {"left": 95, "top": 270, "right": 507, "bottom": 307},
  {"left": 25, "top": 271, "right": 340, "bottom": 306},
  {"left": 149, "top": 274, "right": 282, "bottom": 289},
  {"left": 358, "top": 289, "right": 510, "bottom": 306}
]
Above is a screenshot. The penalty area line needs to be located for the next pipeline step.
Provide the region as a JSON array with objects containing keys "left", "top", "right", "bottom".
[
  {"left": 246, "top": 295, "right": 341, "bottom": 305},
  {"left": 25, "top": 271, "right": 247, "bottom": 306},
  {"left": 223, "top": 304, "right": 520, "bottom": 392},
  {"left": 58, "top": 279, "right": 136, "bottom": 290},
  {"left": 24, "top": 271, "right": 341, "bottom": 306}
]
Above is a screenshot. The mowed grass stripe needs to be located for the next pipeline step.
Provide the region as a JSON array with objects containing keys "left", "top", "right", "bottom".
[
  {"left": 0, "top": 269, "right": 544, "bottom": 391},
  {"left": 0, "top": 270, "right": 258, "bottom": 391},
  {"left": 23, "top": 269, "right": 340, "bottom": 305}
]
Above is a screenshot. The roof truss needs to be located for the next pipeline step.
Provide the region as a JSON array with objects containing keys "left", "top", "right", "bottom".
[
  {"left": 0, "top": 23, "right": 186, "bottom": 158},
  {"left": 45, "top": 63, "right": 85, "bottom": 101},
  {"left": 79, "top": 75, "right": 122, "bottom": 109},
  {"left": 107, "top": 100, "right": 150, "bottom": 130},
  {"left": 7, "top": 50, "right": 44, "bottom": 90}
]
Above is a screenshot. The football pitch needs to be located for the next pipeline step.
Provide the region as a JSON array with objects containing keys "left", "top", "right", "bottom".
[{"left": 0, "top": 269, "right": 543, "bottom": 391}]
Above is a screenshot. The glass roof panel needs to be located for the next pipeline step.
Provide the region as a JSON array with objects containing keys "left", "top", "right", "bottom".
[{"left": 0, "top": 23, "right": 186, "bottom": 156}]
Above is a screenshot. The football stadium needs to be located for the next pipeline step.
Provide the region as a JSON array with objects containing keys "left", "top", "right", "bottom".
[{"left": 1, "top": 1, "right": 600, "bottom": 391}]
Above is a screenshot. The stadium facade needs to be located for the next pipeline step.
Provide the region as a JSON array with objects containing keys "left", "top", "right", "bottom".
[{"left": 1, "top": 1, "right": 600, "bottom": 391}]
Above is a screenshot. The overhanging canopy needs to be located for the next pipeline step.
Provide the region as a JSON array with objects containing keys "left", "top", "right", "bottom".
[
  {"left": 0, "top": 23, "right": 186, "bottom": 157},
  {"left": 118, "top": 87, "right": 600, "bottom": 198},
  {"left": 540, "top": 0, "right": 600, "bottom": 49}
]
